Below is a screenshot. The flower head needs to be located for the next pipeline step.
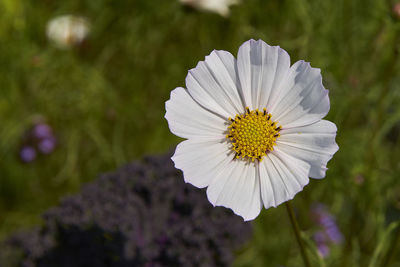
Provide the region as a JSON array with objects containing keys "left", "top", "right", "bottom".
[
  {"left": 33, "top": 123, "right": 53, "bottom": 139},
  {"left": 38, "top": 137, "right": 56, "bottom": 154},
  {"left": 46, "top": 15, "right": 90, "bottom": 49},
  {"left": 18, "top": 121, "right": 57, "bottom": 162},
  {"left": 180, "top": 0, "right": 239, "bottom": 17},
  {"left": 311, "top": 203, "right": 343, "bottom": 245},
  {"left": 20, "top": 146, "right": 37, "bottom": 163},
  {"left": 165, "top": 39, "right": 339, "bottom": 220},
  {"left": 313, "top": 231, "right": 330, "bottom": 258}
]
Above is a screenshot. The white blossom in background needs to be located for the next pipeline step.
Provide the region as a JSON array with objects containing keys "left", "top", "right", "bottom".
[
  {"left": 180, "top": 0, "right": 240, "bottom": 17},
  {"left": 46, "top": 15, "right": 90, "bottom": 49},
  {"left": 165, "top": 39, "right": 339, "bottom": 221}
]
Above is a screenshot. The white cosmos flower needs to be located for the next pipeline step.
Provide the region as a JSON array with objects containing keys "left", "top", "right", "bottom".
[
  {"left": 180, "top": 0, "right": 239, "bottom": 17},
  {"left": 165, "top": 39, "right": 339, "bottom": 221},
  {"left": 46, "top": 15, "right": 90, "bottom": 49}
]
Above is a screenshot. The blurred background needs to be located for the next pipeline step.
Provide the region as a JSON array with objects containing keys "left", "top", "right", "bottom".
[{"left": 1, "top": 0, "right": 400, "bottom": 266}]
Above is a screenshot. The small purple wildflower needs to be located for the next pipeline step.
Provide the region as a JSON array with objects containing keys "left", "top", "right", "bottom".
[
  {"left": 313, "top": 231, "right": 330, "bottom": 258},
  {"left": 311, "top": 203, "right": 344, "bottom": 258},
  {"left": 313, "top": 231, "right": 326, "bottom": 244},
  {"left": 33, "top": 123, "right": 53, "bottom": 139},
  {"left": 19, "top": 121, "right": 57, "bottom": 159},
  {"left": 317, "top": 243, "right": 330, "bottom": 258},
  {"left": 325, "top": 225, "right": 343, "bottom": 244},
  {"left": 38, "top": 137, "right": 56, "bottom": 154},
  {"left": 20, "top": 146, "right": 37, "bottom": 163},
  {"left": 312, "top": 204, "right": 343, "bottom": 243}
]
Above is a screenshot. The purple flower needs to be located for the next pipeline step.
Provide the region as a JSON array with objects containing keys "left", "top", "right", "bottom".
[
  {"left": 38, "top": 137, "right": 56, "bottom": 154},
  {"left": 20, "top": 146, "right": 37, "bottom": 163},
  {"left": 325, "top": 225, "right": 343, "bottom": 244},
  {"left": 311, "top": 203, "right": 344, "bottom": 258},
  {"left": 317, "top": 243, "right": 330, "bottom": 258},
  {"left": 33, "top": 123, "right": 53, "bottom": 139},
  {"left": 313, "top": 231, "right": 326, "bottom": 244},
  {"left": 313, "top": 231, "right": 330, "bottom": 258},
  {"left": 313, "top": 206, "right": 343, "bottom": 244},
  {"left": 319, "top": 214, "right": 336, "bottom": 229}
]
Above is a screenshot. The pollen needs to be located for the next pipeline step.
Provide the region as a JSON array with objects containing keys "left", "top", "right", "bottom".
[{"left": 226, "top": 107, "right": 281, "bottom": 162}]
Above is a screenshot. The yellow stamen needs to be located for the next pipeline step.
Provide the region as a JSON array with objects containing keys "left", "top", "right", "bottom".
[{"left": 226, "top": 107, "right": 281, "bottom": 162}]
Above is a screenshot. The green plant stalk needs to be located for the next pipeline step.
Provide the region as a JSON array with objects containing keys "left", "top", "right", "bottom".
[
  {"left": 381, "top": 223, "right": 400, "bottom": 267},
  {"left": 286, "top": 201, "right": 312, "bottom": 267}
]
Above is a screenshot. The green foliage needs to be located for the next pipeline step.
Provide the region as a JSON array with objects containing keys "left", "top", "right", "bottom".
[{"left": 0, "top": 0, "right": 400, "bottom": 266}]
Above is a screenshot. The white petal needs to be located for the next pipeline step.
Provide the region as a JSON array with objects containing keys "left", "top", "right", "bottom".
[
  {"left": 258, "top": 159, "right": 277, "bottom": 208},
  {"left": 237, "top": 39, "right": 291, "bottom": 110},
  {"left": 186, "top": 50, "right": 244, "bottom": 119},
  {"left": 272, "top": 147, "right": 310, "bottom": 188},
  {"left": 259, "top": 152, "right": 309, "bottom": 208},
  {"left": 279, "top": 119, "right": 337, "bottom": 135},
  {"left": 270, "top": 60, "right": 329, "bottom": 128},
  {"left": 172, "top": 139, "right": 232, "bottom": 188},
  {"left": 165, "top": 87, "right": 227, "bottom": 140},
  {"left": 259, "top": 155, "right": 289, "bottom": 206},
  {"left": 277, "top": 120, "right": 339, "bottom": 178},
  {"left": 206, "top": 160, "right": 262, "bottom": 221}
]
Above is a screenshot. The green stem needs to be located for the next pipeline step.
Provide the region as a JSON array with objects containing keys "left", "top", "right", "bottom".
[
  {"left": 286, "top": 201, "right": 312, "bottom": 267},
  {"left": 381, "top": 222, "right": 400, "bottom": 267}
]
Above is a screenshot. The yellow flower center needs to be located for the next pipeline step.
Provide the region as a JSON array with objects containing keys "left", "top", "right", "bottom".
[{"left": 226, "top": 107, "right": 281, "bottom": 162}]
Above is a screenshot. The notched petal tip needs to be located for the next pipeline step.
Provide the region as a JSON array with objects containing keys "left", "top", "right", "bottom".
[
  {"left": 332, "top": 142, "right": 339, "bottom": 154},
  {"left": 165, "top": 87, "right": 184, "bottom": 119},
  {"left": 205, "top": 161, "right": 262, "bottom": 221},
  {"left": 206, "top": 193, "right": 261, "bottom": 221},
  {"left": 245, "top": 38, "right": 290, "bottom": 56}
]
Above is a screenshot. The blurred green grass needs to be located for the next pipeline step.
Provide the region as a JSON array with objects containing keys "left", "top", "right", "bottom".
[{"left": 0, "top": 0, "right": 400, "bottom": 266}]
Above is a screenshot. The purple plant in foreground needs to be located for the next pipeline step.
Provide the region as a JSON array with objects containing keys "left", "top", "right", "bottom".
[{"left": 2, "top": 153, "right": 252, "bottom": 267}]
